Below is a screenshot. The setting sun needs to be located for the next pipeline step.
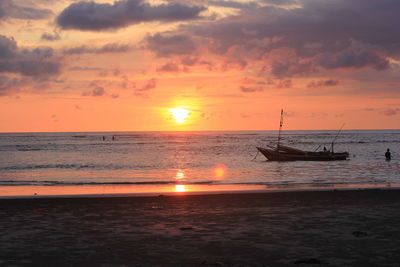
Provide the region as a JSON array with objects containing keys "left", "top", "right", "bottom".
[{"left": 169, "top": 107, "right": 190, "bottom": 124}]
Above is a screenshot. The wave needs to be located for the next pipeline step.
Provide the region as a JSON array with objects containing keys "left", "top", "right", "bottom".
[
  {"left": 0, "top": 164, "right": 157, "bottom": 171},
  {"left": 0, "top": 180, "right": 216, "bottom": 186},
  {"left": 17, "top": 148, "right": 43, "bottom": 151},
  {"left": 0, "top": 179, "right": 389, "bottom": 187},
  {"left": 0, "top": 164, "right": 97, "bottom": 170}
]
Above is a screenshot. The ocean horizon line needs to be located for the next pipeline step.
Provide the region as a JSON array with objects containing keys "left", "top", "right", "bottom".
[{"left": 1, "top": 128, "right": 400, "bottom": 134}]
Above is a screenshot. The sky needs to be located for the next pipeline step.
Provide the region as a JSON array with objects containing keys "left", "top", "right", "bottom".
[{"left": 0, "top": 0, "right": 399, "bottom": 132}]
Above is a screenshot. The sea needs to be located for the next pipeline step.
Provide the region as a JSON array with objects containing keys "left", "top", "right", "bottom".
[{"left": 0, "top": 130, "right": 399, "bottom": 197}]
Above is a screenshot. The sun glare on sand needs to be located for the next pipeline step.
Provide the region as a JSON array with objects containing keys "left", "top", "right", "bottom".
[{"left": 169, "top": 107, "right": 190, "bottom": 124}]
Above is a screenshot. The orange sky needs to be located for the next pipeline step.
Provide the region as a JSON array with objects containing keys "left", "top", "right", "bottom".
[{"left": 1, "top": 0, "right": 399, "bottom": 132}]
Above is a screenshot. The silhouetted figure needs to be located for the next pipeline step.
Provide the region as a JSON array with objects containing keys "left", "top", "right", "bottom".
[
  {"left": 102, "top": 136, "right": 105, "bottom": 141},
  {"left": 323, "top": 146, "right": 327, "bottom": 152},
  {"left": 385, "top": 148, "right": 391, "bottom": 160},
  {"left": 112, "top": 135, "right": 115, "bottom": 141}
]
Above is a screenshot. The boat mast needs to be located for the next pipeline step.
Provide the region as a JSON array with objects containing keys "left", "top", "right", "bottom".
[
  {"left": 331, "top": 123, "right": 345, "bottom": 153},
  {"left": 277, "top": 109, "right": 283, "bottom": 150}
]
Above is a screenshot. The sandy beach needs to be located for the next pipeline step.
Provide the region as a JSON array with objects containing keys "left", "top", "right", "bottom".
[{"left": 1, "top": 189, "right": 400, "bottom": 266}]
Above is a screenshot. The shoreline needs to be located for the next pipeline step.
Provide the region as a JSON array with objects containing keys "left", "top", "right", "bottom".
[{"left": 1, "top": 182, "right": 399, "bottom": 199}]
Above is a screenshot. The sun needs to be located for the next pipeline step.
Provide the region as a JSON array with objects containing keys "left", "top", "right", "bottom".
[{"left": 169, "top": 107, "right": 190, "bottom": 124}]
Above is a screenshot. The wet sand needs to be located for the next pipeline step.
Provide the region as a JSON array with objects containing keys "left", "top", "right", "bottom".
[{"left": 1, "top": 189, "right": 400, "bottom": 266}]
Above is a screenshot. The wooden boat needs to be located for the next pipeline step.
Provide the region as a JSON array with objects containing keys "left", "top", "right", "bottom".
[
  {"left": 257, "top": 110, "right": 349, "bottom": 161},
  {"left": 256, "top": 146, "right": 349, "bottom": 161}
]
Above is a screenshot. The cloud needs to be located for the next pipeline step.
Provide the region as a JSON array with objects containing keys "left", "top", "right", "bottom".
[
  {"left": 157, "top": 62, "right": 179, "bottom": 72},
  {"left": 240, "top": 86, "right": 263, "bottom": 93},
  {"left": 168, "top": 0, "right": 399, "bottom": 78},
  {"left": 318, "top": 50, "right": 389, "bottom": 71},
  {"left": 381, "top": 108, "right": 400, "bottom": 116},
  {"left": 157, "top": 62, "right": 188, "bottom": 73},
  {"left": 56, "top": 0, "right": 206, "bottom": 31},
  {"left": 63, "top": 43, "right": 131, "bottom": 55},
  {"left": 276, "top": 79, "right": 292, "bottom": 88},
  {"left": 0, "top": 35, "right": 61, "bottom": 78},
  {"left": 69, "top": 66, "right": 104, "bottom": 71},
  {"left": 271, "top": 61, "right": 314, "bottom": 78},
  {"left": 0, "top": 0, "right": 52, "bottom": 20},
  {"left": 307, "top": 79, "right": 339, "bottom": 88},
  {"left": 136, "top": 78, "right": 156, "bottom": 92},
  {"left": 82, "top": 86, "right": 105, "bottom": 96},
  {"left": 134, "top": 78, "right": 157, "bottom": 97},
  {"left": 146, "top": 33, "right": 197, "bottom": 57},
  {"left": 41, "top": 32, "right": 61, "bottom": 41},
  {"left": 0, "top": 75, "right": 27, "bottom": 96},
  {"left": 0, "top": 35, "right": 17, "bottom": 59},
  {"left": 181, "top": 56, "right": 199, "bottom": 66},
  {"left": 92, "top": 86, "right": 105, "bottom": 96}
]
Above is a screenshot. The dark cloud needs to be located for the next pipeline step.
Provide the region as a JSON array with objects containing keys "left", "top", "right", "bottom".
[
  {"left": 172, "top": 0, "right": 399, "bottom": 77},
  {"left": 0, "top": 75, "right": 27, "bottom": 96},
  {"left": 41, "top": 32, "right": 61, "bottom": 41},
  {"left": 180, "top": 56, "right": 214, "bottom": 70},
  {"left": 69, "top": 66, "right": 104, "bottom": 71},
  {"left": 0, "top": 35, "right": 61, "bottom": 78},
  {"left": 146, "top": 33, "right": 196, "bottom": 57},
  {"left": 181, "top": 56, "right": 199, "bottom": 66},
  {"left": 318, "top": 50, "right": 389, "bottom": 71},
  {"left": 263, "top": 0, "right": 298, "bottom": 5},
  {"left": 63, "top": 43, "right": 131, "bottom": 55},
  {"left": 207, "top": 0, "right": 259, "bottom": 9},
  {"left": 271, "top": 61, "right": 314, "bottom": 78},
  {"left": 0, "top": 35, "right": 17, "bottom": 59},
  {"left": 0, "top": 0, "right": 52, "bottom": 20},
  {"left": 57, "top": 0, "right": 206, "bottom": 31},
  {"left": 307, "top": 79, "right": 340, "bottom": 88},
  {"left": 0, "top": 61, "right": 60, "bottom": 77}
]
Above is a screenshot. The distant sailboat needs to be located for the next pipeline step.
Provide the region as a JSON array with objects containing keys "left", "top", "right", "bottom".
[{"left": 256, "top": 110, "right": 349, "bottom": 161}]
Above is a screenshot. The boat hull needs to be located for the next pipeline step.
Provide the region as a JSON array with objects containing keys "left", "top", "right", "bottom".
[{"left": 256, "top": 147, "right": 349, "bottom": 161}]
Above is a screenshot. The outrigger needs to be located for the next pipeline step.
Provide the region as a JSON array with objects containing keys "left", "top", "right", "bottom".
[{"left": 256, "top": 110, "right": 349, "bottom": 161}]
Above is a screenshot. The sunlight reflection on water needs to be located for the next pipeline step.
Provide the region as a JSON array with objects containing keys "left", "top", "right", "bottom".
[{"left": 0, "top": 130, "right": 399, "bottom": 196}]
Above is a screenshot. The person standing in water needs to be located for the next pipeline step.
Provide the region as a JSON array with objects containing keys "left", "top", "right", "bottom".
[{"left": 385, "top": 148, "right": 391, "bottom": 160}]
